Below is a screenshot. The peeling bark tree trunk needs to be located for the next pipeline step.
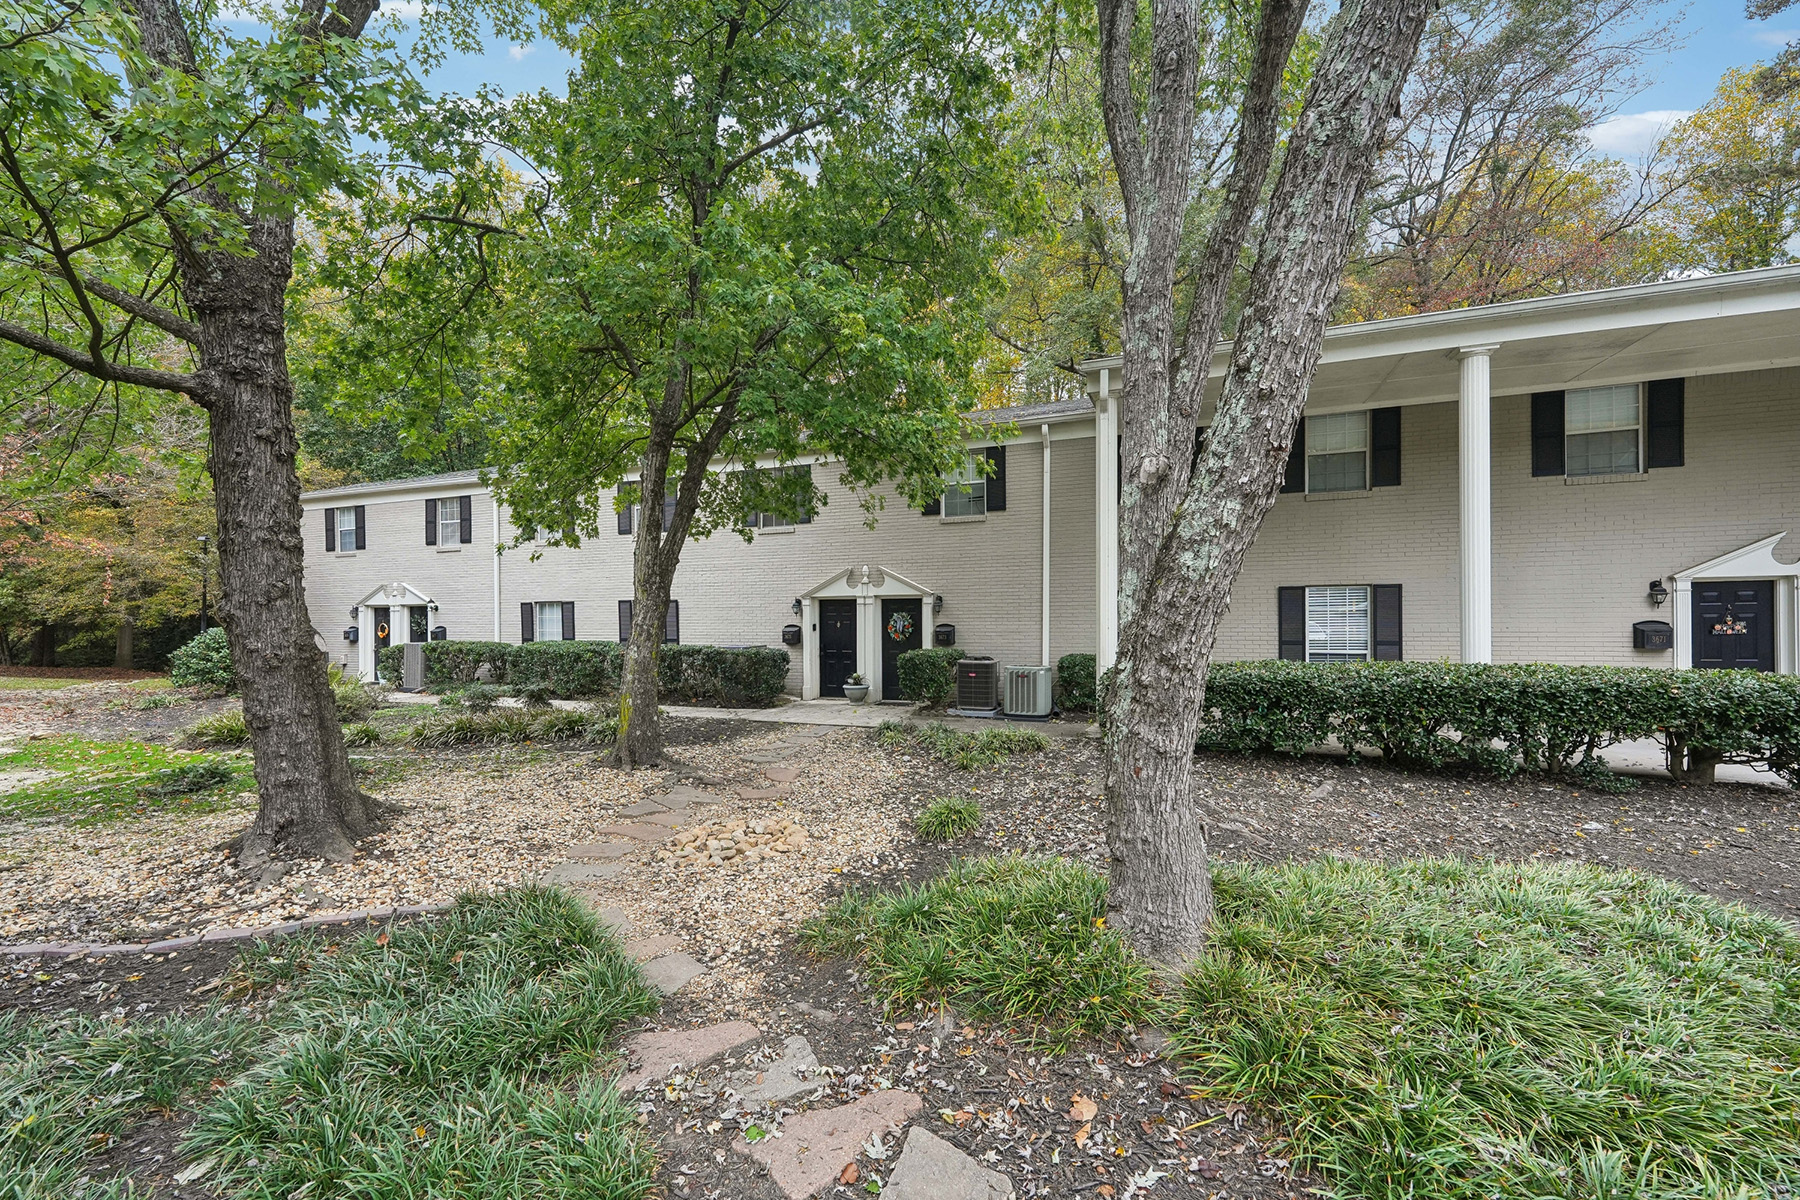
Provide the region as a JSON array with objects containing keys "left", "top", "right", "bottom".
[{"left": 1099, "top": 0, "right": 1436, "bottom": 968}]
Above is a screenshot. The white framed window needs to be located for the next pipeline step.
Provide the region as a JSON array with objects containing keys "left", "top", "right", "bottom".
[
  {"left": 747, "top": 511, "right": 794, "bottom": 533},
  {"left": 1306, "top": 412, "right": 1368, "bottom": 493},
  {"left": 943, "top": 453, "right": 987, "bottom": 518},
  {"left": 1565, "top": 384, "right": 1640, "bottom": 477},
  {"left": 1306, "top": 586, "right": 1371, "bottom": 662},
  {"left": 336, "top": 507, "right": 359, "bottom": 549},
  {"left": 534, "top": 601, "right": 564, "bottom": 642},
  {"left": 437, "top": 498, "right": 462, "bottom": 545}
]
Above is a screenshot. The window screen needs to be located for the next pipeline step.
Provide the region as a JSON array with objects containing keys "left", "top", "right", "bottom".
[
  {"left": 942, "top": 453, "right": 987, "bottom": 517},
  {"left": 1565, "top": 385, "right": 1640, "bottom": 477},
  {"left": 1306, "top": 586, "right": 1371, "bottom": 662},
  {"left": 1306, "top": 412, "right": 1368, "bottom": 493}
]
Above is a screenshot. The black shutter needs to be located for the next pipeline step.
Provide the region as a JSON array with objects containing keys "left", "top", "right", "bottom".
[
  {"left": 984, "top": 445, "right": 1007, "bottom": 511},
  {"left": 520, "top": 602, "right": 534, "bottom": 643},
  {"left": 922, "top": 484, "right": 941, "bottom": 517},
  {"left": 618, "top": 599, "right": 632, "bottom": 643},
  {"left": 561, "top": 601, "right": 576, "bottom": 640},
  {"left": 1647, "top": 378, "right": 1684, "bottom": 469},
  {"left": 665, "top": 600, "right": 680, "bottom": 644},
  {"left": 1372, "top": 585, "right": 1403, "bottom": 661},
  {"left": 1278, "top": 587, "right": 1306, "bottom": 660},
  {"left": 617, "top": 487, "right": 633, "bottom": 535},
  {"left": 354, "top": 506, "right": 366, "bottom": 550},
  {"left": 324, "top": 508, "right": 335, "bottom": 552},
  {"left": 459, "top": 495, "right": 473, "bottom": 543},
  {"left": 425, "top": 498, "right": 438, "bottom": 545},
  {"left": 1370, "top": 408, "right": 1402, "bottom": 488},
  {"left": 1531, "top": 392, "right": 1565, "bottom": 477},
  {"left": 798, "top": 466, "right": 813, "bottom": 523},
  {"left": 1280, "top": 420, "right": 1306, "bottom": 493}
]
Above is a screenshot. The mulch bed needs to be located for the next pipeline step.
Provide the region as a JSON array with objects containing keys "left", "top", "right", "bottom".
[{"left": 0, "top": 667, "right": 166, "bottom": 681}]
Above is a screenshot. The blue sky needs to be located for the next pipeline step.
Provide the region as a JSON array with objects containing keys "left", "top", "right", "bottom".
[{"left": 389, "top": 0, "right": 1785, "bottom": 158}]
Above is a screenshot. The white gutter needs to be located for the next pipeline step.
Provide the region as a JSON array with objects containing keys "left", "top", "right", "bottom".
[{"left": 492, "top": 496, "right": 503, "bottom": 641}]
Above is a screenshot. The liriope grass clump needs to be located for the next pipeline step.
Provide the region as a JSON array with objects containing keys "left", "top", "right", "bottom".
[
  {"left": 183, "top": 709, "right": 250, "bottom": 746},
  {"left": 187, "top": 887, "right": 661, "bottom": 1200},
  {"left": 1173, "top": 857, "right": 1800, "bottom": 1200},
  {"left": 915, "top": 795, "right": 981, "bottom": 841},
  {"left": 803, "top": 856, "right": 1158, "bottom": 1042},
  {"left": 404, "top": 707, "right": 617, "bottom": 749},
  {"left": 874, "top": 720, "right": 1050, "bottom": 770}
]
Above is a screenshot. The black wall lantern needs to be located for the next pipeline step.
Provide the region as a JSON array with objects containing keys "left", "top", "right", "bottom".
[
  {"left": 1647, "top": 580, "right": 1669, "bottom": 607},
  {"left": 791, "top": 596, "right": 803, "bottom": 616},
  {"left": 933, "top": 594, "right": 945, "bottom": 615}
]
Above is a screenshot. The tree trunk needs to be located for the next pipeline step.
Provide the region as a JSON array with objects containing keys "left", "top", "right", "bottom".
[
  {"left": 189, "top": 228, "right": 381, "bottom": 866},
  {"left": 114, "top": 615, "right": 135, "bottom": 670},
  {"left": 29, "top": 624, "right": 53, "bottom": 667},
  {"left": 1103, "top": 0, "right": 1435, "bottom": 969}
]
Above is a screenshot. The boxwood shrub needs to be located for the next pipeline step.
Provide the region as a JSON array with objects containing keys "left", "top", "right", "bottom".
[
  {"left": 508, "top": 641, "right": 625, "bottom": 698},
  {"left": 1195, "top": 660, "right": 1800, "bottom": 784},
  {"left": 896, "top": 647, "right": 963, "bottom": 705},
  {"left": 1055, "top": 653, "right": 1098, "bottom": 712},
  {"left": 168, "top": 627, "right": 235, "bottom": 694},
  {"left": 657, "top": 645, "right": 790, "bottom": 707}
]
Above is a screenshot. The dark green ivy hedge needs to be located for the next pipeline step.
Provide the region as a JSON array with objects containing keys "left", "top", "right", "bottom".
[
  {"left": 1055, "top": 653, "right": 1099, "bottom": 712},
  {"left": 1195, "top": 660, "right": 1800, "bottom": 784},
  {"left": 377, "top": 640, "right": 789, "bottom": 707},
  {"left": 895, "top": 647, "right": 964, "bottom": 705}
]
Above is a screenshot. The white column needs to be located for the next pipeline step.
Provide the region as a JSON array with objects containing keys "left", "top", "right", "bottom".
[
  {"left": 491, "top": 495, "right": 503, "bottom": 642},
  {"left": 1458, "top": 346, "right": 1499, "bottom": 664},
  {"left": 800, "top": 597, "right": 820, "bottom": 699},
  {"left": 1041, "top": 423, "right": 1052, "bottom": 667},
  {"left": 1095, "top": 370, "right": 1120, "bottom": 669}
]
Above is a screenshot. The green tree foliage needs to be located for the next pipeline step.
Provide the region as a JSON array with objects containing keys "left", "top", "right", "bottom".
[
  {"left": 1652, "top": 68, "right": 1800, "bottom": 272},
  {"left": 310, "top": 0, "right": 1033, "bottom": 764}
]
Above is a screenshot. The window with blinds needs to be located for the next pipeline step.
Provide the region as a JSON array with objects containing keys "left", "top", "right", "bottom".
[
  {"left": 1305, "top": 586, "right": 1371, "bottom": 662},
  {"left": 1565, "top": 384, "right": 1640, "bottom": 476},
  {"left": 1306, "top": 411, "right": 1369, "bottom": 493}
]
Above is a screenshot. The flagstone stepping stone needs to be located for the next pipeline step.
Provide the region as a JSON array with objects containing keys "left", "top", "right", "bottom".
[
  {"left": 728, "top": 1034, "right": 820, "bottom": 1103},
  {"left": 593, "top": 821, "right": 677, "bottom": 841},
  {"left": 636, "top": 809, "right": 685, "bottom": 827},
  {"left": 734, "top": 1089, "right": 923, "bottom": 1200},
  {"left": 543, "top": 861, "right": 627, "bottom": 884},
  {"left": 743, "top": 747, "right": 800, "bottom": 763},
  {"left": 619, "top": 798, "right": 675, "bottom": 817},
  {"left": 660, "top": 784, "right": 726, "bottom": 808},
  {"left": 882, "top": 1127, "right": 1015, "bottom": 1200},
  {"left": 591, "top": 906, "right": 633, "bottom": 937},
  {"left": 617, "top": 1020, "right": 761, "bottom": 1092},
  {"left": 565, "top": 841, "right": 638, "bottom": 860},
  {"left": 640, "top": 951, "right": 706, "bottom": 995},
  {"left": 624, "top": 933, "right": 682, "bottom": 962},
  {"left": 763, "top": 765, "right": 801, "bottom": 783},
  {"left": 735, "top": 785, "right": 791, "bottom": 801}
]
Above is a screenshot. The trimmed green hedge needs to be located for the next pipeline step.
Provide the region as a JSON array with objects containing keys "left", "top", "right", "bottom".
[
  {"left": 380, "top": 639, "right": 788, "bottom": 707},
  {"left": 657, "top": 645, "right": 790, "bottom": 707},
  {"left": 1195, "top": 660, "right": 1800, "bottom": 784},
  {"left": 1055, "top": 653, "right": 1098, "bottom": 712},
  {"left": 896, "top": 647, "right": 964, "bottom": 705}
]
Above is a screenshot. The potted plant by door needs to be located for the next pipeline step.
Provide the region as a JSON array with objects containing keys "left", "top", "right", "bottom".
[{"left": 843, "top": 672, "right": 871, "bottom": 704}]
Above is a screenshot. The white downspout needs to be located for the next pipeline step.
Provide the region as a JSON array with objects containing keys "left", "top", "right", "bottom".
[
  {"left": 492, "top": 494, "right": 503, "bottom": 641},
  {"left": 1041, "top": 422, "right": 1052, "bottom": 666}
]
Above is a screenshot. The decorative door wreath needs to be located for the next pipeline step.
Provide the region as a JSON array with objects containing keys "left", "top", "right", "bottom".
[{"left": 886, "top": 611, "right": 916, "bottom": 641}]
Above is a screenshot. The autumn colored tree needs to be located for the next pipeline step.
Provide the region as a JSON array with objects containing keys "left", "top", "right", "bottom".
[{"left": 1653, "top": 68, "right": 1800, "bottom": 272}]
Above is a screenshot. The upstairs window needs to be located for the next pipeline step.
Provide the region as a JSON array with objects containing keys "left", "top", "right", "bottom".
[
  {"left": 336, "top": 507, "right": 360, "bottom": 549},
  {"left": 942, "top": 452, "right": 987, "bottom": 518},
  {"left": 437, "top": 498, "right": 463, "bottom": 545},
  {"left": 1306, "top": 412, "right": 1368, "bottom": 493},
  {"left": 1564, "top": 384, "right": 1640, "bottom": 477}
]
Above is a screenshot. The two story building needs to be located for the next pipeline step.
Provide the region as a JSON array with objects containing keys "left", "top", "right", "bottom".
[{"left": 302, "top": 265, "right": 1800, "bottom": 701}]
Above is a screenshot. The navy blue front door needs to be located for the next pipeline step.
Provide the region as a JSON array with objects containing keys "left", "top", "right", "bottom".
[{"left": 1692, "top": 580, "right": 1774, "bottom": 671}]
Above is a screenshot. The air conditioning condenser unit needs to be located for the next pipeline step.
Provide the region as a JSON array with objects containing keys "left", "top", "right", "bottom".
[
  {"left": 954, "top": 656, "right": 1001, "bottom": 714},
  {"left": 1002, "top": 665, "right": 1053, "bottom": 718}
]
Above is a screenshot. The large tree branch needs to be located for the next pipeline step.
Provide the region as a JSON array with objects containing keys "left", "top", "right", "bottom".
[
  {"left": 0, "top": 315, "right": 207, "bottom": 399},
  {"left": 81, "top": 277, "right": 200, "bottom": 344}
]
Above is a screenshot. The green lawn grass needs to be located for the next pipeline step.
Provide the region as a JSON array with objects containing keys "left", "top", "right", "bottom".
[
  {"left": 0, "top": 735, "right": 254, "bottom": 823},
  {"left": 2, "top": 889, "right": 661, "bottom": 1200},
  {"left": 807, "top": 855, "right": 1800, "bottom": 1200}
]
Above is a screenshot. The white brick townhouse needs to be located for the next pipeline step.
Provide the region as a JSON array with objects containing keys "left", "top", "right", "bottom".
[{"left": 302, "top": 266, "right": 1800, "bottom": 701}]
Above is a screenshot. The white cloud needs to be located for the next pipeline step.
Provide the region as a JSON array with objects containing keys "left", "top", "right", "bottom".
[
  {"left": 1752, "top": 26, "right": 1800, "bottom": 46},
  {"left": 1584, "top": 109, "right": 1692, "bottom": 156},
  {"left": 508, "top": 43, "right": 536, "bottom": 62},
  {"left": 380, "top": 0, "right": 424, "bottom": 16}
]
